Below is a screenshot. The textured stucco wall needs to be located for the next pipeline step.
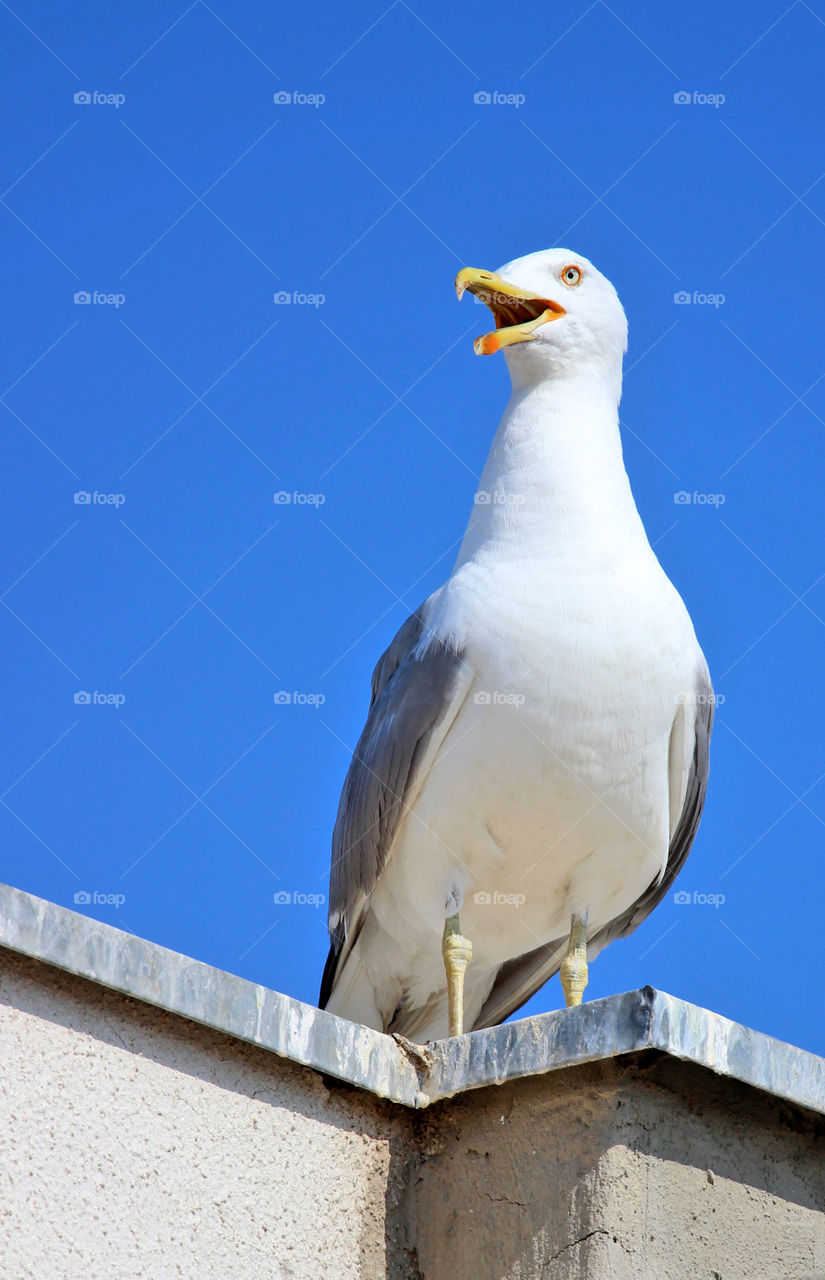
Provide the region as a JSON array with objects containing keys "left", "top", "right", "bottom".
[
  {"left": 407, "top": 1053, "right": 825, "bottom": 1280},
  {"left": 3, "top": 940, "right": 825, "bottom": 1280},
  {"left": 0, "top": 947, "right": 411, "bottom": 1280}
]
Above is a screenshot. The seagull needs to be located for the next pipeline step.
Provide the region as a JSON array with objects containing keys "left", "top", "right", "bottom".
[{"left": 319, "top": 248, "right": 712, "bottom": 1043}]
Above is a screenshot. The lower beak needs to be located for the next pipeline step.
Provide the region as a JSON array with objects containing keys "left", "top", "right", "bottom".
[{"left": 455, "top": 267, "right": 565, "bottom": 355}]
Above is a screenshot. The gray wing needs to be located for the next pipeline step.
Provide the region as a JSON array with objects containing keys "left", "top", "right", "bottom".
[
  {"left": 473, "top": 665, "right": 714, "bottom": 1031},
  {"left": 592, "top": 665, "right": 714, "bottom": 949},
  {"left": 319, "top": 594, "right": 472, "bottom": 1009}
]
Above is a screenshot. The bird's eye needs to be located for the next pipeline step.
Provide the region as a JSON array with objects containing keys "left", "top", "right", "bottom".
[{"left": 561, "top": 265, "right": 583, "bottom": 286}]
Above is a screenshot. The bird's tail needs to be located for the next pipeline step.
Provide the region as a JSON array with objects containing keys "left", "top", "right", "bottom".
[
  {"left": 318, "top": 941, "right": 339, "bottom": 1009},
  {"left": 321, "top": 939, "right": 384, "bottom": 1033}
]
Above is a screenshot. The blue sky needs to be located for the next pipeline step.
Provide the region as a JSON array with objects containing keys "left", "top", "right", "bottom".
[{"left": 3, "top": 0, "right": 824, "bottom": 1055}]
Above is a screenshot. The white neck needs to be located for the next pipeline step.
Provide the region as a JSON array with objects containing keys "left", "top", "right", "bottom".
[{"left": 453, "top": 366, "right": 650, "bottom": 570}]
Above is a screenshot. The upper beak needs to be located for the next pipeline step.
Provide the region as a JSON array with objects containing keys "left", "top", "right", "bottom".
[{"left": 455, "top": 268, "right": 565, "bottom": 355}]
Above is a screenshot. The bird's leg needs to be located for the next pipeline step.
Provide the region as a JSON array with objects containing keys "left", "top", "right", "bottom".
[
  {"left": 442, "top": 912, "right": 472, "bottom": 1036},
  {"left": 560, "top": 912, "right": 589, "bottom": 1008}
]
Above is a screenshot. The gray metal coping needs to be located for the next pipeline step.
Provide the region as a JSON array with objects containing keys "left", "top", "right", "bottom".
[{"left": 1, "top": 880, "right": 823, "bottom": 1115}]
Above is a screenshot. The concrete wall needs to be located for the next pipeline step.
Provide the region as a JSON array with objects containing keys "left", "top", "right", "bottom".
[
  {"left": 409, "top": 1055, "right": 825, "bottom": 1279},
  {"left": 0, "top": 948, "right": 410, "bottom": 1280},
  {"left": 2, "top": 931, "right": 825, "bottom": 1279}
]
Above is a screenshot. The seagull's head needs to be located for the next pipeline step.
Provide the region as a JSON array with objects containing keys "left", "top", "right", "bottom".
[{"left": 455, "top": 248, "right": 628, "bottom": 389}]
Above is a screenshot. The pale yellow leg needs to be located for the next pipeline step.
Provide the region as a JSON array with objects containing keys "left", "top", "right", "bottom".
[
  {"left": 442, "top": 913, "right": 472, "bottom": 1036},
  {"left": 559, "top": 914, "right": 589, "bottom": 1008}
]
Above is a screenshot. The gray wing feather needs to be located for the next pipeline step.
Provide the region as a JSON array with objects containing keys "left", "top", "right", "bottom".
[
  {"left": 592, "top": 666, "right": 714, "bottom": 950},
  {"left": 320, "top": 595, "right": 469, "bottom": 1008},
  {"left": 470, "top": 665, "right": 714, "bottom": 1031},
  {"left": 369, "top": 607, "right": 428, "bottom": 704}
]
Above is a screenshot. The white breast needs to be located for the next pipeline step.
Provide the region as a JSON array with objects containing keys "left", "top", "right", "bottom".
[{"left": 369, "top": 543, "right": 701, "bottom": 1001}]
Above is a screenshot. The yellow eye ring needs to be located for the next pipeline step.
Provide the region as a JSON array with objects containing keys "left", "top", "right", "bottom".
[{"left": 561, "top": 264, "right": 583, "bottom": 286}]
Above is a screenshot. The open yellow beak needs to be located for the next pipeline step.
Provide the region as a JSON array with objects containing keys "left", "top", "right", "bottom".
[{"left": 455, "top": 267, "right": 565, "bottom": 355}]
